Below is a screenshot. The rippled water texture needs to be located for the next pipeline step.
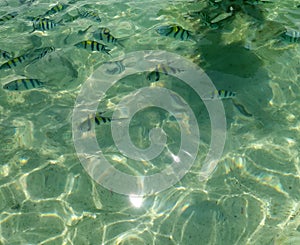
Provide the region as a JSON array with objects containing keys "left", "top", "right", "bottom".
[{"left": 1, "top": 0, "right": 300, "bottom": 244}]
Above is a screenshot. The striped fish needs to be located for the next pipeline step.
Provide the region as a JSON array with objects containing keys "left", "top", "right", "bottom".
[
  {"left": 208, "top": 90, "right": 236, "bottom": 99},
  {"left": 147, "top": 64, "right": 183, "bottom": 81},
  {"left": 156, "top": 24, "right": 192, "bottom": 41},
  {"left": 95, "top": 112, "right": 111, "bottom": 125},
  {"left": 281, "top": 29, "right": 300, "bottom": 43},
  {"left": 74, "top": 40, "right": 111, "bottom": 54},
  {"left": 42, "top": 3, "right": 68, "bottom": 17},
  {"left": 31, "top": 17, "right": 61, "bottom": 32},
  {"left": 3, "top": 79, "right": 44, "bottom": 91},
  {"left": 0, "top": 12, "right": 18, "bottom": 24},
  {"left": 78, "top": 9, "right": 101, "bottom": 22},
  {"left": 0, "top": 49, "right": 12, "bottom": 59},
  {"left": 0, "top": 55, "right": 28, "bottom": 70},
  {"left": 79, "top": 112, "right": 112, "bottom": 132},
  {"left": 92, "top": 27, "right": 123, "bottom": 47},
  {"left": 29, "top": 46, "right": 55, "bottom": 62}
]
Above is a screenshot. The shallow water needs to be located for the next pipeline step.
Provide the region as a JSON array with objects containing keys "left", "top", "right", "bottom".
[{"left": 1, "top": 0, "right": 300, "bottom": 244}]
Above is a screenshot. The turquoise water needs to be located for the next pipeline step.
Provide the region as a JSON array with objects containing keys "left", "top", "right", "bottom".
[{"left": 1, "top": 0, "right": 300, "bottom": 244}]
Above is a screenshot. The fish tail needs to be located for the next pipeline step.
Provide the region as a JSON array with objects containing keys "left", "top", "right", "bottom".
[{"left": 116, "top": 38, "right": 126, "bottom": 48}]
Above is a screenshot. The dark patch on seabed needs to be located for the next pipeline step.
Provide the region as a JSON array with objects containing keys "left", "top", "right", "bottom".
[
  {"left": 185, "top": 0, "right": 288, "bottom": 118},
  {"left": 198, "top": 40, "right": 262, "bottom": 78},
  {"left": 188, "top": 0, "right": 285, "bottom": 79}
]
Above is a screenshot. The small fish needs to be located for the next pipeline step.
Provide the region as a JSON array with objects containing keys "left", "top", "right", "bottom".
[
  {"left": 104, "top": 60, "right": 125, "bottom": 75},
  {"left": 156, "top": 24, "right": 192, "bottom": 41},
  {"left": 42, "top": 3, "right": 68, "bottom": 17},
  {"left": 0, "top": 55, "right": 28, "bottom": 70},
  {"left": 92, "top": 27, "right": 124, "bottom": 47},
  {"left": 78, "top": 8, "right": 101, "bottom": 22},
  {"left": 232, "top": 100, "right": 252, "bottom": 117},
  {"left": 0, "top": 49, "right": 12, "bottom": 59},
  {"left": 28, "top": 46, "right": 55, "bottom": 62},
  {"left": 147, "top": 64, "right": 183, "bottom": 81},
  {"left": 281, "top": 29, "right": 300, "bottom": 43},
  {"left": 3, "top": 78, "right": 44, "bottom": 91},
  {"left": 208, "top": 90, "right": 237, "bottom": 100},
  {"left": 74, "top": 40, "right": 111, "bottom": 54},
  {"left": 0, "top": 12, "right": 18, "bottom": 24},
  {"left": 79, "top": 112, "right": 112, "bottom": 132},
  {"left": 95, "top": 112, "right": 112, "bottom": 125},
  {"left": 31, "top": 17, "right": 61, "bottom": 32}
]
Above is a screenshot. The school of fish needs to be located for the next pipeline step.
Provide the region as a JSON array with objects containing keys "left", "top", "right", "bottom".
[{"left": 1, "top": 0, "right": 283, "bottom": 131}]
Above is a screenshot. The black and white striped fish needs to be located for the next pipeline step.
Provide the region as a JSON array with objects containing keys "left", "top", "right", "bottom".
[
  {"left": 74, "top": 40, "right": 111, "bottom": 55},
  {"left": 77, "top": 8, "right": 101, "bottom": 22},
  {"left": 208, "top": 90, "right": 236, "bottom": 99},
  {"left": 92, "top": 27, "right": 124, "bottom": 47},
  {"left": 147, "top": 64, "right": 183, "bottom": 81},
  {"left": 0, "top": 55, "right": 29, "bottom": 70},
  {"left": 0, "top": 12, "right": 18, "bottom": 24},
  {"left": 42, "top": 3, "right": 69, "bottom": 17},
  {"left": 30, "top": 17, "right": 62, "bottom": 32},
  {"left": 79, "top": 112, "right": 112, "bottom": 132},
  {"left": 0, "top": 49, "right": 12, "bottom": 59},
  {"left": 156, "top": 24, "right": 192, "bottom": 41},
  {"left": 3, "top": 78, "right": 44, "bottom": 91},
  {"left": 281, "top": 29, "right": 300, "bottom": 43},
  {"left": 28, "top": 46, "right": 55, "bottom": 62}
]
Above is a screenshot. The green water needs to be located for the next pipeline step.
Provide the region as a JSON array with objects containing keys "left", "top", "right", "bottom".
[{"left": 1, "top": 0, "right": 300, "bottom": 244}]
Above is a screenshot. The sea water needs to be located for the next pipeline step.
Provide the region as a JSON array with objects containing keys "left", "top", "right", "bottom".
[{"left": 1, "top": 0, "right": 300, "bottom": 244}]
